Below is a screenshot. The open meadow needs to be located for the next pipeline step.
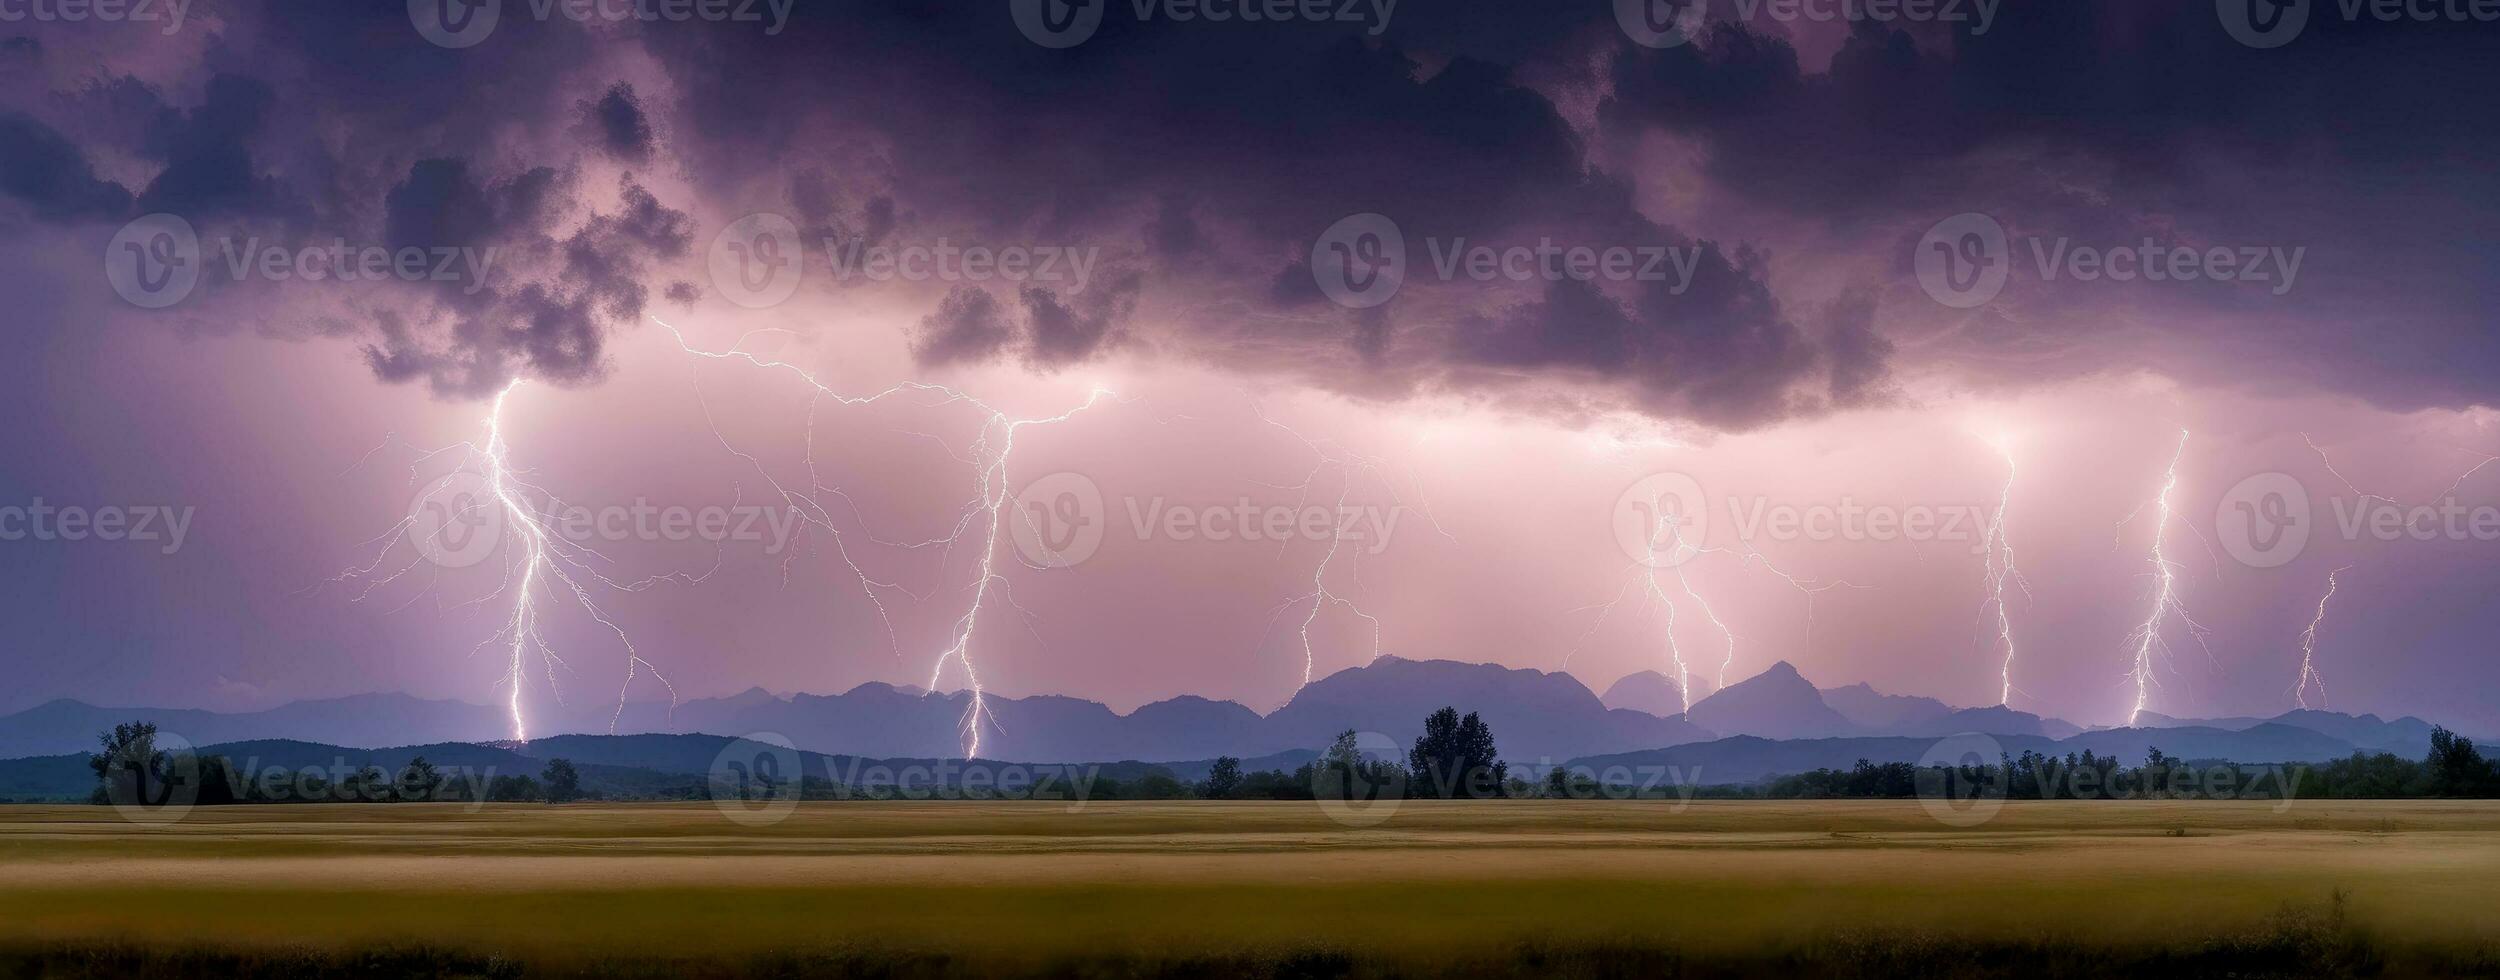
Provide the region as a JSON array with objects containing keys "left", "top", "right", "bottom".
[{"left": 4, "top": 800, "right": 2499, "bottom": 977}]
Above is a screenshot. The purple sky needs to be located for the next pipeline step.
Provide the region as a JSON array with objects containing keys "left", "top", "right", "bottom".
[{"left": 4, "top": 1, "right": 2499, "bottom": 734}]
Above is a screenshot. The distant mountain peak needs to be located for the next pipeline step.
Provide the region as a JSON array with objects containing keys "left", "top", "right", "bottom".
[
  {"left": 718, "top": 686, "right": 783, "bottom": 707},
  {"left": 1687, "top": 661, "right": 1855, "bottom": 739},
  {"left": 1128, "top": 693, "right": 1251, "bottom": 710},
  {"left": 1720, "top": 660, "right": 1817, "bottom": 694},
  {"left": 1820, "top": 682, "right": 1955, "bottom": 733},
  {"left": 837, "top": 681, "right": 939, "bottom": 699},
  {"left": 1270, "top": 655, "right": 1709, "bottom": 762},
  {"left": 1599, "top": 670, "right": 1685, "bottom": 718}
]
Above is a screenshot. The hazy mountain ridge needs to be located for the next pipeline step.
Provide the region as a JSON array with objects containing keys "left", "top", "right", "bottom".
[
  {"left": 2132, "top": 709, "right": 2436, "bottom": 754},
  {"left": 1598, "top": 670, "right": 1685, "bottom": 717},
  {"left": 1, "top": 658, "right": 2458, "bottom": 768},
  {"left": 0, "top": 693, "right": 508, "bottom": 761},
  {"left": 1686, "top": 662, "right": 1857, "bottom": 738},
  {"left": 1265, "top": 658, "right": 1714, "bottom": 763},
  {"left": 0, "top": 657, "right": 1714, "bottom": 764},
  {"left": 1819, "top": 683, "right": 1954, "bottom": 730}
]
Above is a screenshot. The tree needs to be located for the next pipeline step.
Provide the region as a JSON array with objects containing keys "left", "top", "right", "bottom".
[
  {"left": 542, "top": 758, "right": 582, "bottom": 803},
  {"left": 2427, "top": 727, "right": 2495, "bottom": 797},
  {"left": 1408, "top": 707, "right": 1506, "bottom": 799},
  {"left": 396, "top": 757, "right": 443, "bottom": 802},
  {"left": 2143, "top": 747, "right": 2176, "bottom": 798},
  {"left": 193, "top": 755, "right": 243, "bottom": 805},
  {"left": 341, "top": 765, "right": 389, "bottom": 802},
  {"left": 1310, "top": 730, "right": 1407, "bottom": 801},
  {"left": 1202, "top": 756, "right": 1243, "bottom": 800},
  {"left": 87, "top": 722, "right": 166, "bottom": 806}
]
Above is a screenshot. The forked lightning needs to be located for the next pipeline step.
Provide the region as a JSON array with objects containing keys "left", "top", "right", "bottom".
[{"left": 325, "top": 380, "right": 685, "bottom": 742}]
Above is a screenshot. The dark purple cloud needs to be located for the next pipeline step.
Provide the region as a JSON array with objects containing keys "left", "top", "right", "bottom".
[
  {"left": 0, "top": 111, "right": 131, "bottom": 220},
  {"left": 913, "top": 285, "right": 1017, "bottom": 367},
  {"left": 580, "top": 83, "right": 657, "bottom": 163}
]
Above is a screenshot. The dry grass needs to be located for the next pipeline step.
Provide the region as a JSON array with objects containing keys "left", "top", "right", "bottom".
[{"left": 1, "top": 800, "right": 2496, "bottom": 976}]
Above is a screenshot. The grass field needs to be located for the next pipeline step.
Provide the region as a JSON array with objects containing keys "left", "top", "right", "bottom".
[{"left": 3, "top": 800, "right": 2497, "bottom": 977}]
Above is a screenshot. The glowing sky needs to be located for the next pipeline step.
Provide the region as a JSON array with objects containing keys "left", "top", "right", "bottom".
[{"left": 4, "top": 1, "right": 2499, "bottom": 733}]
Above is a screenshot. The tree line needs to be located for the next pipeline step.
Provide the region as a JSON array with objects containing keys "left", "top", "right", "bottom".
[
  {"left": 85, "top": 707, "right": 1525, "bottom": 805},
  {"left": 86, "top": 715, "right": 2500, "bottom": 805},
  {"left": 1749, "top": 727, "right": 2500, "bottom": 801},
  {"left": 87, "top": 722, "right": 587, "bottom": 805}
]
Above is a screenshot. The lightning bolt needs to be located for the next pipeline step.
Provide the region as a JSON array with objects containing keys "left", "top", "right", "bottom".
[
  {"left": 324, "top": 380, "right": 686, "bottom": 742},
  {"left": 1646, "top": 511, "right": 1702, "bottom": 712},
  {"left": 1676, "top": 560, "right": 1740, "bottom": 695},
  {"left": 482, "top": 383, "right": 545, "bottom": 741},
  {"left": 1250, "top": 404, "right": 1454, "bottom": 691},
  {"left": 931, "top": 390, "right": 1117, "bottom": 757},
  {"left": 1565, "top": 505, "right": 1702, "bottom": 713},
  {"left": 2302, "top": 432, "right": 2500, "bottom": 531},
  {"left": 2293, "top": 565, "right": 2352, "bottom": 710},
  {"left": 1568, "top": 484, "right": 1858, "bottom": 714},
  {"left": 2123, "top": 428, "right": 2208, "bottom": 725},
  {"left": 656, "top": 319, "right": 1117, "bottom": 758},
  {"left": 1688, "top": 526, "right": 1859, "bottom": 697},
  {"left": 1979, "top": 437, "right": 2029, "bottom": 706}
]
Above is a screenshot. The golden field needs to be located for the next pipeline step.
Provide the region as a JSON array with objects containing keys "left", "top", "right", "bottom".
[{"left": 2, "top": 800, "right": 2497, "bottom": 976}]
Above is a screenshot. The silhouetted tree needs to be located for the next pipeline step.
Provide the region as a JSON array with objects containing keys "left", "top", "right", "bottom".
[
  {"left": 543, "top": 759, "right": 582, "bottom": 803},
  {"left": 1307, "top": 730, "right": 1407, "bottom": 800},
  {"left": 1202, "top": 756, "right": 1243, "bottom": 800},
  {"left": 396, "top": 757, "right": 443, "bottom": 802},
  {"left": 87, "top": 722, "right": 169, "bottom": 806},
  {"left": 2143, "top": 747, "right": 2176, "bottom": 798},
  {"left": 1409, "top": 707, "right": 1506, "bottom": 799},
  {"left": 340, "top": 765, "right": 389, "bottom": 802},
  {"left": 193, "top": 755, "right": 243, "bottom": 805},
  {"left": 2427, "top": 727, "right": 2496, "bottom": 797}
]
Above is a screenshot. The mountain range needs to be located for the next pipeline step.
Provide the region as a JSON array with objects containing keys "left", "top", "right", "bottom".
[
  {"left": 2124, "top": 709, "right": 2434, "bottom": 754},
  {"left": 1572, "top": 722, "right": 2374, "bottom": 785},
  {"left": 1, "top": 657, "right": 2450, "bottom": 770}
]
